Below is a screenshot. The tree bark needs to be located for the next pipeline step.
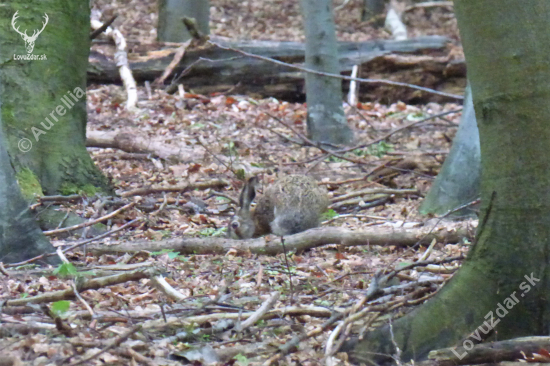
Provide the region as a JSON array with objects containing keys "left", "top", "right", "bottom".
[
  {"left": 300, "top": 0, "right": 353, "bottom": 145},
  {"left": 345, "top": 0, "right": 550, "bottom": 363},
  {"left": 157, "top": 0, "right": 210, "bottom": 42},
  {"left": 0, "top": 1, "right": 109, "bottom": 195},
  {"left": 419, "top": 84, "right": 480, "bottom": 217},
  {"left": 0, "top": 105, "right": 58, "bottom": 264}
]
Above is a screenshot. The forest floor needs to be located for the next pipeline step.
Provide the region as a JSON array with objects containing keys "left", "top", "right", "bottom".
[{"left": 1, "top": 1, "right": 476, "bottom": 365}]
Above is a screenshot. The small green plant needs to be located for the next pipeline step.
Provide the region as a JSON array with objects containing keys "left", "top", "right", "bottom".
[
  {"left": 314, "top": 299, "right": 331, "bottom": 307},
  {"left": 235, "top": 168, "right": 246, "bottom": 180},
  {"left": 191, "top": 122, "right": 206, "bottom": 129},
  {"left": 51, "top": 300, "right": 71, "bottom": 317},
  {"left": 365, "top": 141, "right": 394, "bottom": 158},
  {"left": 198, "top": 227, "right": 226, "bottom": 237},
  {"left": 406, "top": 111, "right": 429, "bottom": 121},
  {"left": 234, "top": 354, "right": 250, "bottom": 366},
  {"left": 151, "top": 249, "right": 180, "bottom": 259},
  {"left": 321, "top": 209, "right": 338, "bottom": 220},
  {"left": 53, "top": 263, "right": 78, "bottom": 278},
  {"left": 223, "top": 141, "right": 239, "bottom": 157},
  {"left": 160, "top": 230, "right": 172, "bottom": 239}
]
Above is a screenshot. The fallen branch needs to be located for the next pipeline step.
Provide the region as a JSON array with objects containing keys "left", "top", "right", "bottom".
[
  {"left": 142, "top": 305, "right": 334, "bottom": 330},
  {"left": 89, "top": 14, "right": 117, "bottom": 40},
  {"left": 86, "top": 129, "right": 196, "bottom": 162},
  {"left": 5, "top": 267, "right": 160, "bottom": 306},
  {"left": 331, "top": 188, "right": 419, "bottom": 204},
  {"left": 236, "top": 292, "right": 280, "bottom": 332},
  {"left": 67, "top": 325, "right": 141, "bottom": 366},
  {"left": 405, "top": 1, "right": 454, "bottom": 12},
  {"left": 90, "top": 10, "right": 137, "bottom": 110},
  {"left": 120, "top": 178, "right": 229, "bottom": 198},
  {"left": 426, "top": 336, "right": 550, "bottom": 366},
  {"left": 88, "top": 225, "right": 473, "bottom": 256}
]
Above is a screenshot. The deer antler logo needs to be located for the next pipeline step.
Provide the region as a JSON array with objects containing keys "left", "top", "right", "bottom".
[{"left": 11, "top": 11, "right": 49, "bottom": 54}]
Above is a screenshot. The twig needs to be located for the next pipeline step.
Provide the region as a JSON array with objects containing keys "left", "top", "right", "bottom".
[
  {"left": 196, "top": 136, "right": 238, "bottom": 176},
  {"left": 331, "top": 188, "right": 418, "bottom": 203},
  {"left": 150, "top": 275, "right": 187, "bottom": 301},
  {"left": 236, "top": 292, "right": 280, "bottom": 331},
  {"left": 0, "top": 263, "right": 9, "bottom": 277},
  {"left": 89, "top": 14, "right": 117, "bottom": 40},
  {"left": 207, "top": 190, "right": 239, "bottom": 205},
  {"left": 263, "top": 312, "right": 344, "bottom": 365},
  {"left": 154, "top": 39, "right": 192, "bottom": 85},
  {"left": 280, "top": 237, "right": 294, "bottom": 305},
  {"left": 90, "top": 10, "right": 137, "bottom": 110},
  {"left": 66, "top": 325, "right": 141, "bottom": 366},
  {"left": 121, "top": 179, "right": 229, "bottom": 197},
  {"left": 6, "top": 219, "right": 141, "bottom": 268},
  {"left": 117, "top": 347, "right": 156, "bottom": 366},
  {"left": 72, "top": 282, "right": 94, "bottom": 318},
  {"left": 43, "top": 202, "right": 135, "bottom": 236},
  {"left": 336, "top": 109, "right": 462, "bottom": 154},
  {"left": 405, "top": 1, "right": 453, "bottom": 12},
  {"left": 38, "top": 194, "right": 83, "bottom": 202},
  {"left": 266, "top": 112, "right": 368, "bottom": 165}
]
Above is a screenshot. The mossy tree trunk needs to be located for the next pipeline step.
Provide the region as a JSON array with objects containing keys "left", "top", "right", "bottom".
[
  {"left": 0, "top": 102, "right": 58, "bottom": 264},
  {"left": 345, "top": 0, "right": 550, "bottom": 363},
  {"left": 300, "top": 0, "right": 353, "bottom": 145},
  {"left": 0, "top": 1, "right": 109, "bottom": 196}
]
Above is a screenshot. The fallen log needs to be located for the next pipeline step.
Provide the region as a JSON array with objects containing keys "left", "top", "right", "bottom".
[
  {"left": 424, "top": 336, "right": 550, "bottom": 366},
  {"left": 88, "top": 36, "right": 465, "bottom": 104},
  {"left": 88, "top": 225, "right": 473, "bottom": 256},
  {"left": 86, "top": 130, "right": 196, "bottom": 163}
]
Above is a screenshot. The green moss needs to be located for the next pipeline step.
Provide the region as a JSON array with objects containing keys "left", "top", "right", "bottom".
[
  {"left": 60, "top": 182, "right": 99, "bottom": 196},
  {"left": 16, "top": 168, "right": 43, "bottom": 199}
]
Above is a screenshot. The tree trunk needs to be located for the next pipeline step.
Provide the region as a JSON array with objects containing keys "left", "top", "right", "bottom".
[
  {"left": 157, "top": 0, "right": 210, "bottom": 42},
  {"left": 345, "top": 0, "right": 550, "bottom": 363},
  {"left": 419, "top": 84, "right": 480, "bottom": 217},
  {"left": 0, "top": 107, "right": 58, "bottom": 264},
  {"left": 300, "top": 0, "right": 353, "bottom": 145},
  {"left": 0, "top": 1, "right": 109, "bottom": 195}
]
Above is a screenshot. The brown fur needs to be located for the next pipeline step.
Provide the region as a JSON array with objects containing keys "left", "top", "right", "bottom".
[{"left": 227, "top": 175, "right": 329, "bottom": 239}]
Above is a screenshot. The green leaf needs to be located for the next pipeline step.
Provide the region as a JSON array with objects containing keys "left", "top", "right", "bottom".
[
  {"left": 151, "top": 249, "right": 176, "bottom": 256},
  {"left": 51, "top": 300, "right": 71, "bottom": 317},
  {"left": 396, "top": 261, "right": 413, "bottom": 269},
  {"left": 321, "top": 209, "right": 338, "bottom": 220},
  {"left": 234, "top": 354, "right": 249, "bottom": 366},
  {"left": 53, "top": 263, "right": 78, "bottom": 278},
  {"left": 235, "top": 169, "right": 246, "bottom": 180}
]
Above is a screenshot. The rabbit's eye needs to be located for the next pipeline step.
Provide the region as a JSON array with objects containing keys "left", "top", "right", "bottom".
[{"left": 231, "top": 221, "right": 240, "bottom": 229}]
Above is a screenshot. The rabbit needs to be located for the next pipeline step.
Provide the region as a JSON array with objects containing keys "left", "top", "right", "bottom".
[{"left": 227, "top": 175, "right": 330, "bottom": 239}]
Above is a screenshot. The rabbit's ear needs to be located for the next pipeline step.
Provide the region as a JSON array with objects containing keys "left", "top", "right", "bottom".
[{"left": 239, "top": 176, "right": 258, "bottom": 209}]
